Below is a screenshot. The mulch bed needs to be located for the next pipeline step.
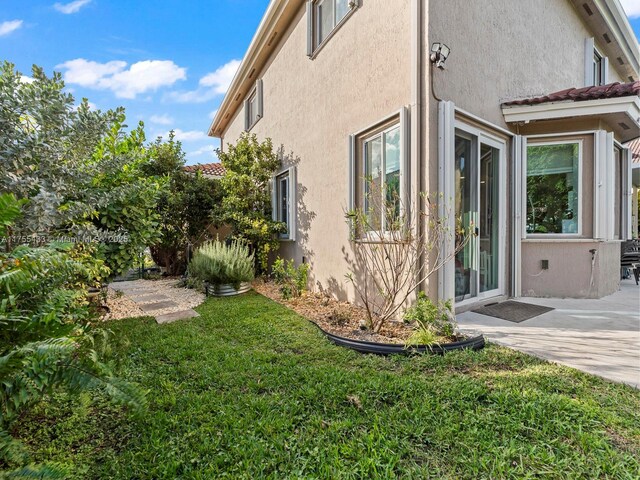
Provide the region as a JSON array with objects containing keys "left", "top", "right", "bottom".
[{"left": 252, "top": 279, "right": 417, "bottom": 344}]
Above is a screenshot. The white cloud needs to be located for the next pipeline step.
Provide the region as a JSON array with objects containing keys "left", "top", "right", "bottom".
[
  {"left": 19, "top": 75, "right": 34, "bottom": 84},
  {"left": 621, "top": 0, "right": 640, "bottom": 18},
  {"left": 54, "top": 0, "right": 91, "bottom": 14},
  {"left": 167, "top": 59, "right": 240, "bottom": 103},
  {"left": 168, "top": 129, "right": 209, "bottom": 142},
  {"left": 0, "top": 20, "right": 23, "bottom": 36},
  {"left": 57, "top": 58, "right": 186, "bottom": 99},
  {"left": 199, "top": 59, "right": 241, "bottom": 94},
  {"left": 208, "top": 109, "right": 218, "bottom": 120},
  {"left": 149, "top": 114, "right": 174, "bottom": 125},
  {"left": 190, "top": 145, "right": 216, "bottom": 157}
]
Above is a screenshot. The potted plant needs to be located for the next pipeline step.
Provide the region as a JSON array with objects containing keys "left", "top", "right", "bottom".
[{"left": 188, "top": 239, "right": 254, "bottom": 296}]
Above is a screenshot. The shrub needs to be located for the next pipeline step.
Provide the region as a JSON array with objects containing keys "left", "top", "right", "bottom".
[
  {"left": 188, "top": 239, "right": 254, "bottom": 288},
  {"left": 345, "top": 179, "right": 472, "bottom": 333},
  {"left": 216, "top": 133, "right": 286, "bottom": 273},
  {"left": 0, "top": 193, "right": 145, "bottom": 478},
  {"left": 272, "top": 257, "right": 309, "bottom": 300},
  {"left": 403, "top": 292, "right": 456, "bottom": 343}
]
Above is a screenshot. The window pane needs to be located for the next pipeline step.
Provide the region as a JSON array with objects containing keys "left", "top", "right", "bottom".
[
  {"left": 317, "top": 0, "right": 334, "bottom": 44},
  {"left": 335, "top": 0, "right": 350, "bottom": 23},
  {"left": 364, "top": 136, "right": 382, "bottom": 231},
  {"left": 385, "top": 126, "right": 401, "bottom": 225},
  {"left": 527, "top": 143, "right": 579, "bottom": 234},
  {"left": 249, "top": 95, "right": 257, "bottom": 125},
  {"left": 277, "top": 174, "right": 289, "bottom": 237},
  {"left": 455, "top": 134, "right": 475, "bottom": 299}
]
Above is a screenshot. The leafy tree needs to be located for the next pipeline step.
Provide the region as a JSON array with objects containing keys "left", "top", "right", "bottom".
[
  {"left": 217, "top": 133, "right": 284, "bottom": 272},
  {"left": 0, "top": 61, "right": 164, "bottom": 277},
  {"left": 144, "top": 133, "right": 223, "bottom": 275},
  {"left": 87, "top": 115, "right": 164, "bottom": 277},
  {"left": 0, "top": 194, "right": 145, "bottom": 478}
]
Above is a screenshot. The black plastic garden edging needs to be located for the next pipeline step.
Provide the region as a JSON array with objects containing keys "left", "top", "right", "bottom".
[{"left": 310, "top": 321, "right": 485, "bottom": 355}]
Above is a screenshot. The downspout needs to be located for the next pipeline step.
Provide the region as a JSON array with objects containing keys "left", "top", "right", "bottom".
[{"left": 411, "top": 0, "right": 423, "bottom": 296}]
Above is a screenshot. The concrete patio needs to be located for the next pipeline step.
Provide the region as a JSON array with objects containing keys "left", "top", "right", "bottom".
[{"left": 458, "top": 279, "right": 640, "bottom": 388}]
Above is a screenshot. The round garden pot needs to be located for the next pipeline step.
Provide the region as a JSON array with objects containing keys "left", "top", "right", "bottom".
[
  {"left": 205, "top": 282, "right": 251, "bottom": 297},
  {"left": 312, "top": 322, "right": 485, "bottom": 355}
]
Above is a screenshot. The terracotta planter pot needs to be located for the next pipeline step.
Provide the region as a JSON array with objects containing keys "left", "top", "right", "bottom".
[{"left": 205, "top": 282, "right": 251, "bottom": 297}]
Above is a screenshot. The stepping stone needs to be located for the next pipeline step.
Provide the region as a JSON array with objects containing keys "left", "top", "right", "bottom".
[
  {"left": 140, "top": 300, "right": 178, "bottom": 312},
  {"left": 130, "top": 293, "right": 170, "bottom": 302},
  {"left": 156, "top": 309, "right": 200, "bottom": 324}
]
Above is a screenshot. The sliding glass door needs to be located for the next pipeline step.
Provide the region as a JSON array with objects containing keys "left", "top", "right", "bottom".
[{"left": 454, "top": 128, "right": 505, "bottom": 303}]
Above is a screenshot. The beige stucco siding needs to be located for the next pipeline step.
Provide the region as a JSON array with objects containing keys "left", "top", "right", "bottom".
[
  {"left": 428, "top": 0, "right": 595, "bottom": 128},
  {"left": 222, "top": 0, "right": 412, "bottom": 300},
  {"left": 521, "top": 240, "right": 619, "bottom": 298}
]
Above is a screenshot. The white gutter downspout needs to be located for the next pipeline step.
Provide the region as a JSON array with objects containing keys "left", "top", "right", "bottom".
[{"left": 411, "top": 0, "right": 423, "bottom": 297}]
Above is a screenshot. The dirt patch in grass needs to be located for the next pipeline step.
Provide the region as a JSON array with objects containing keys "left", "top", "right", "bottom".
[{"left": 253, "top": 279, "right": 420, "bottom": 344}]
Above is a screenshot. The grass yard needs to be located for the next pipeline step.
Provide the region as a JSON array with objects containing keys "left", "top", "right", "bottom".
[{"left": 15, "top": 292, "right": 640, "bottom": 479}]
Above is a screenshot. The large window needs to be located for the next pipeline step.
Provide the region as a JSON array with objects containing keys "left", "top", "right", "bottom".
[
  {"left": 526, "top": 142, "right": 581, "bottom": 235},
  {"left": 307, "top": 0, "right": 356, "bottom": 55},
  {"left": 362, "top": 124, "right": 401, "bottom": 231}
]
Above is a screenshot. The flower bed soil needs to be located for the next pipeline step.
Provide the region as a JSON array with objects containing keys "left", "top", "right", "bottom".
[{"left": 252, "top": 279, "right": 457, "bottom": 345}]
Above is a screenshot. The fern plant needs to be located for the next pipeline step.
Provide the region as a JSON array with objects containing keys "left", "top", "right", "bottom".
[
  {"left": 188, "top": 239, "right": 255, "bottom": 288},
  {"left": 0, "top": 193, "right": 146, "bottom": 478}
]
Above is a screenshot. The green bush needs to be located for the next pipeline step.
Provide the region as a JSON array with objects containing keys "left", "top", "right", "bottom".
[
  {"left": 188, "top": 240, "right": 254, "bottom": 288},
  {"left": 272, "top": 257, "right": 309, "bottom": 300},
  {"left": 403, "top": 292, "right": 456, "bottom": 345},
  {"left": 0, "top": 193, "right": 145, "bottom": 478}
]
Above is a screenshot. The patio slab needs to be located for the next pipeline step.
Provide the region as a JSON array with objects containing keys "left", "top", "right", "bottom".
[
  {"left": 457, "top": 279, "right": 640, "bottom": 388},
  {"left": 156, "top": 309, "right": 200, "bottom": 324},
  {"left": 140, "top": 300, "right": 179, "bottom": 312}
]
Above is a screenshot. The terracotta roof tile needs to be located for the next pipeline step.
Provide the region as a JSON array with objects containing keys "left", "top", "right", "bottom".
[
  {"left": 627, "top": 138, "right": 640, "bottom": 163},
  {"left": 502, "top": 81, "right": 640, "bottom": 107},
  {"left": 183, "top": 162, "right": 225, "bottom": 177}
]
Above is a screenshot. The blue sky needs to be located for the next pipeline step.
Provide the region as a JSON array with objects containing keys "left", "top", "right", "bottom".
[
  {"left": 1, "top": 0, "right": 639, "bottom": 166},
  {"left": 1, "top": 0, "right": 269, "bottom": 165}
]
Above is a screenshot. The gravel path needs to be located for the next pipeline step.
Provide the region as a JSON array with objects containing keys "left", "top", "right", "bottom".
[{"left": 107, "top": 279, "right": 205, "bottom": 324}]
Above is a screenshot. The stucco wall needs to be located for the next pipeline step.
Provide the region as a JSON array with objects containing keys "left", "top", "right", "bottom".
[
  {"left": 521, "top": 240, "right": 620, "bottom": 298},
  {"left": 221, "top": 0, "right": 412, "bottom": 300},
  {"left": 428, "top": 0, "right": 597, "bottom": 129}
]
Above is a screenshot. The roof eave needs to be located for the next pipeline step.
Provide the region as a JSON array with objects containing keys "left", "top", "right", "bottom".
[
  {"left": 600, "top": 0, "right": 640, "bottom": 76},
  {"left": 208, "top": 0, "right": 295, "bottom": 139},
  {"left": 502, "top": 96, "right": 640, "bottom": 142}
]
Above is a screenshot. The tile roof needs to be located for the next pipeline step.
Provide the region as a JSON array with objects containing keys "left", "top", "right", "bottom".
[
  {"left": 627, "top": 137, "right": 640, "bottom": 164},
  {"left": 183, "top": 162, "right": 225, "bottom": 177},
  {"left": 502, "top": 81, "right": 640, "bottom": 107}
]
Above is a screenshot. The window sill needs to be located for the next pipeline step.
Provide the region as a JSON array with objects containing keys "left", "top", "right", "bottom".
[
  {"left": 523, "top": 237, "right": 601, "bottom": 243},
  {"left": 308, "top": 6, "right": 358, "bottom": 60}
]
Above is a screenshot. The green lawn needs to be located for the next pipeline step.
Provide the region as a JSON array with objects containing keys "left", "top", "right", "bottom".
[{"left": 15, "top": 292, "right": 640, "bottom": 479}]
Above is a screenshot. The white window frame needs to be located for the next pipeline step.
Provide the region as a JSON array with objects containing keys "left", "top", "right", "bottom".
[
  {"left": 244, "top": 79, "right": 263, "bottom": 131},
  {"left": 348, "top": 107, "right": 410, "bottom": 241},
  {"left": 272, "top": 166, "right": 296, "bottom": 241},
  {"left": 585, "top": 38, "right": 609, "bottom": 87},
  {"left": 524, "top": 140, "right": 583, "bottom": 238},
  {"left": 306, "top": 0, "right": 358, "bottom": 58}
]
